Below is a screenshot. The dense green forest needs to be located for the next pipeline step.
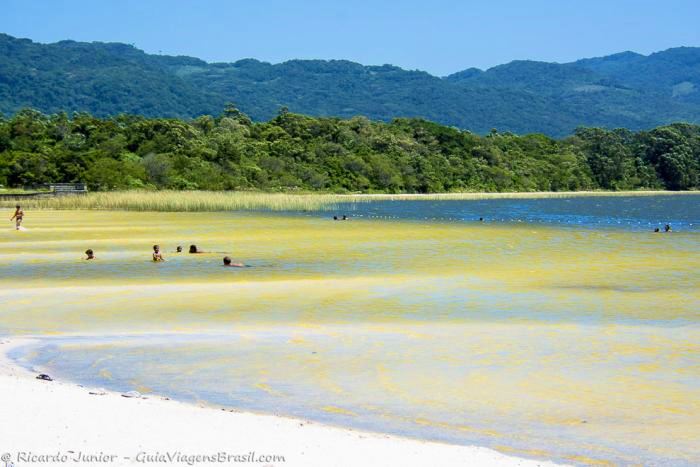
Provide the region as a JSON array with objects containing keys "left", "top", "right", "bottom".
[
  {"left": 2, "top": 33, "right": 700, "bottom": 136},
  {"left": 1, "top": 108, "right": 698, "bottom": 192}
]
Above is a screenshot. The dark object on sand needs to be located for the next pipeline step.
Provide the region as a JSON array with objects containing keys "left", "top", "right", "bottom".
[{"left": 36, "top": 373, "right": 53, "bottom": 381}]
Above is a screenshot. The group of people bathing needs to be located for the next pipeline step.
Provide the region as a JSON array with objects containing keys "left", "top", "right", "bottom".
[
  {"left": 84, "top": 244, "right": 245, "bottom": 267},
  {"left": 9, "top": 205, "right": 244, "bottom": 267}
]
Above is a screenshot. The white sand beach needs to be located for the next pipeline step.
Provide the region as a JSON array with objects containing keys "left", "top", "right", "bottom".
[{"left": 0, "top": 338, "right": 561, "bottom": 467}]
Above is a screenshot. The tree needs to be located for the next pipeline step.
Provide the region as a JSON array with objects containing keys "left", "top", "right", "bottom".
[{"left": 0, "top": 109, "right": 698, "bottom": 193}]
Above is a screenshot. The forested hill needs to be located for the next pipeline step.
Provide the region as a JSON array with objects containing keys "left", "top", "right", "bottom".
[
  {"left": 1, "top": 109, "right": 698, "bottom": 192},
  {"left": 2, "top": 33, "right": 700, "bottom": 137}
]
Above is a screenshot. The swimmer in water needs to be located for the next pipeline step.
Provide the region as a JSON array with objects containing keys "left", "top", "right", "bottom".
[
  {"left": 664, "top": 224, "right": 672, "bottom": 233},
  {"left": 85, "top": 249, "right": 96, "bottom": 260},
  {"left": 223, "top": 256, "right": 245, "bottom": 268},
  {"left": 152, "top": 245, "right": 165, "bottom": 262},
  {"left": 189, "top": 244, "right": 205, "bottom": 254},
  {"left": 176, "top": 246, "right": 183, "bottom": 253},
  {"left": 10, "top": 205, "right": 24, "bottom": 230}
]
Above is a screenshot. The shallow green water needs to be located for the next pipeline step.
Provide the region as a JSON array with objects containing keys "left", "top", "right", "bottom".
[{"left": 1, "top": 201, "right": 699, "bottom": 466}]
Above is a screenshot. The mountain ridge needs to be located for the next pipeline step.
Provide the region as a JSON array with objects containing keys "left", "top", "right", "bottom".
[{"left": 1, "top": 33, "right": 700, "bottom": 136}]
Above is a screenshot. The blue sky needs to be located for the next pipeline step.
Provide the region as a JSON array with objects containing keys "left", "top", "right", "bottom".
[{"left": 2, "top": 0, "right": 699, "bottom": 75}]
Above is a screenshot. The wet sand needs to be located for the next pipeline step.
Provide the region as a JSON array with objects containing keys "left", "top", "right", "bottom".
[{"left": 0, "top": 338, "right": 559, "bottom": 467}]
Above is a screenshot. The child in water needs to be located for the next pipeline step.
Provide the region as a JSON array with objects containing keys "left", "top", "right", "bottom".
[
  {"left": 152, "top": 245, "right": 165, "bottom": 262},
  {"left": 85, "top": 249, "right": 96, "bottom": 260},
  {"left": 189, "top": 244, "right": 205, "bottom": 254},
  {"left": 10, "top": 205, "right": 24, "bottom": 230},
  {"left": 223, "top": 256, "right": 245, "bottom": 268}
]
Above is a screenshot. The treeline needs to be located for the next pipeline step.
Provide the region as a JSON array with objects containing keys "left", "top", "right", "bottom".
[{"left": 0, "top": 107, "right": 699, "bottom": 192}]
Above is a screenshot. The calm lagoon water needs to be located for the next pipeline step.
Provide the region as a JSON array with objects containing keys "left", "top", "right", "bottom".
[
  {"left": 1, "top": 195, "right": 699, "bottom": 466},
  {"left": 335, "top": 194, "right": 700, "bottom": 231}
]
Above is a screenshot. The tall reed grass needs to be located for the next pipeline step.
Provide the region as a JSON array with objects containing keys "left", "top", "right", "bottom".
[
  {"left": 0, "top": 191, "right": 341, "bottom": 212},
  {"left": 0, "top": 190, "right": 696, "bottom": 212}
]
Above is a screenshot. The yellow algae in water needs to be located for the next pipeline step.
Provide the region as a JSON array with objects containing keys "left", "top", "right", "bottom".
[
  {"left": 255, "top": 383, "right": 285, "bottom": 398},
  {"left": 322, "top": 406, "right": 358, "bottom": 417},
  {"left": 1, "top": 210, "right": 699, "bottom": 465}
]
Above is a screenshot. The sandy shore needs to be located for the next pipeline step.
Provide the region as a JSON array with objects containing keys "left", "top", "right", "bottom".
[{"left": 0, "top": 338, "right": 562, "bottom": 467}]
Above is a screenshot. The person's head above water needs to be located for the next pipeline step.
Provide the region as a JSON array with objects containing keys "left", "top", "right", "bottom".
[
  {"left": 85, "top": 249, "right": 95, "bottom": 259},
  {"left": 176, "top": 246, "right": 183, "bottom": 253},
  {"left": 223, "top": 256, "right": 232, "bottom": 266},
  {"left": 189, "top": 245, "right": 198, "bottom": 254}
]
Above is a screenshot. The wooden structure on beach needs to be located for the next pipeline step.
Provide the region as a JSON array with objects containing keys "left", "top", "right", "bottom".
[
  {"left": 48, "top": 183, "right": 88, "bottom": 196},
  {"left": 0, "top": 183, "right": 87, "bottom": 200}
]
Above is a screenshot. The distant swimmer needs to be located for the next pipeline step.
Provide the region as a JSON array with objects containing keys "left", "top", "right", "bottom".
[
  {"left": 342, "top": 215, "right": 348, "bottom": 220},
  {"left": 333, "top": 216, "right": 338, "bottom": 221},
  {"left": 85, "top": 249, "right": 96, "bottom": 260},
  {"left": 10, "top": 205, "right": 24, "bottom": 230},
  {"left": 479, "top": 217, "right": 484, "bottom": 222},
  {"left": 176, "top": 246, "right": 183, "bottom": 253},
  {"left": 664, "top": 224, "right": 672, "bottom": 233},
  {"left": 223, "top": 256, "right": 245, "bottom": 268},
  {"left": 654, "top": 227, "right": 660, "bottom": 233},
  {"left": 152, "top": 245, "right": 165, "bottom": 262},
  {"left": 189, "top": 244, "right": 205, "bottom": 254}
]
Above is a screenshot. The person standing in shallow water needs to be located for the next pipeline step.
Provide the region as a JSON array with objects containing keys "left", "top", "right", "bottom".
[{"left": 10, "top": 205, "right": 24, "bottom": 230}]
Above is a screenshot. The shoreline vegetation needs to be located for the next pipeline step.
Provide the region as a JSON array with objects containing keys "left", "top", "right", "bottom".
[
  {"left": 2, "top": 109, "right": 700, "bottom": 197},
  {"left": 0, "top": 189, "right": 698, "bottom": 212}
]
